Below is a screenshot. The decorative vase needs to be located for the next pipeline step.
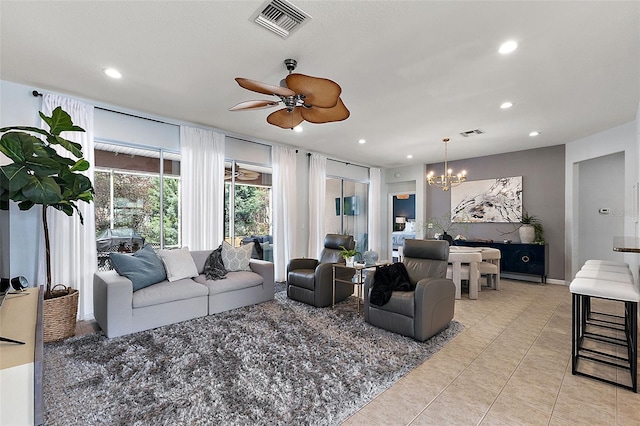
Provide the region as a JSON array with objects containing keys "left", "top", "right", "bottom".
[
  {"left": 345, "top": 256, "right": 355, "bottom": 267},
  {"left": 519, "top": 225, "right": 535, "bottom": 244},
  {"left": 363, "top": 250, "right": 379, "bottom": 266}
]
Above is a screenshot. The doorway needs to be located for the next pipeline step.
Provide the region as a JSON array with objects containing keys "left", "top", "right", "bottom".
[{"left": 390, "top": 192, "right": 416, "bottom": 261}]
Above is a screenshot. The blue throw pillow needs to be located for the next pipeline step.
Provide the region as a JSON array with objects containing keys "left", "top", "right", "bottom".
[{"left": 109, "top": 244, "right": 167, "bottom": 291}]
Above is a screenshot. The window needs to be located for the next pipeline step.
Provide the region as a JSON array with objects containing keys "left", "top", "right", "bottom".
[
  {"left": 94, "top": 143, "right": 180, "bottom": 270},
  {"left": 224, "top": 161, "right": 273, "bottom": 261}
]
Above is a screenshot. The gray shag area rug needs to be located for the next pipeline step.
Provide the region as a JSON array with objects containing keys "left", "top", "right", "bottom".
[{"left": 44, "top": 290, "right": 463, "bottom": 426}]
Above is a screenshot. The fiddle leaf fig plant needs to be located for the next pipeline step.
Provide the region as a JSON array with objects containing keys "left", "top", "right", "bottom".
[{"left": 0, "top": 107, "right": 94, "bottom": 297}]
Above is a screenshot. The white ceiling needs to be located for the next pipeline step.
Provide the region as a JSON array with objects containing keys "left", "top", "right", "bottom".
[{"left": 1, "top": 1, "right": 639, "bottom": 168}]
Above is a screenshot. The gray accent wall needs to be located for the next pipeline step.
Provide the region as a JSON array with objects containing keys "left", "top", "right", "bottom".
[{"left": 426, "top": 145, "right": 566, "bottom": 281}]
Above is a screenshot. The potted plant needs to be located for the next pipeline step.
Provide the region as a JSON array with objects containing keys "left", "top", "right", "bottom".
[
  {"left": 0, "top": 107, "right": 94, "bottom": 341},
  {"left": 339, "top": 246, "right": 361, "bottom": 267},
  {"left": 518, "top": 211, "right": 539, "bottom": 244}
]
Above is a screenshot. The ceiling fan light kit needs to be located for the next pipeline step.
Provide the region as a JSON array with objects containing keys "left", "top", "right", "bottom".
[
  {"left": 427, "top": 138, "right": 468, "bottom": 191},
  {"left": 230, "top": 59, "right": 349, "bottom": 129}
]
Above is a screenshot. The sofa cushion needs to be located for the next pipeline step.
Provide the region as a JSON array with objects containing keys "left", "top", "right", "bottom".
[
  {"left": 194, "top": 271, "right": 263, "bottom": 295},
  {"left": 109, "top": 244, "right": 167, "bottom": 291},
  {"left": 157, "top": 247, "right": 199, "bottom": 282},
  {"left": 221, "top": 241, "right": 253, "bottom": 272},
  {"left": 190, "top": 250, "right": 213, "bottom": 274},
  {"left": 132, "top": 278, "right": 209, "bottom": 308}
]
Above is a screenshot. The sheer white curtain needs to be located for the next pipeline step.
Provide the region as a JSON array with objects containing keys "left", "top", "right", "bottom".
[
  {"left": 39, "top": 94, "right": 97, "bottom": 320},
  {"left": 308, "top": 154, "right": 326, "bottom": 258},
  {"left": 180, "top": 126, "right": 225, "bottom": 250},
  {"left": 368, "top": 167, "right": 382, "bottom": 254},
  {"left": 272, "top": 146, "right": 297, "bottom": 281}
]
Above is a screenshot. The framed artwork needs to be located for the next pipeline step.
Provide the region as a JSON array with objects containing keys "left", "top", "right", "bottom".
[{"left": 451, "top": 176, "right": 522, "bottom": 223}]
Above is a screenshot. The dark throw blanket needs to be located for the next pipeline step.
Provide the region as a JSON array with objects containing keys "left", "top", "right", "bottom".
[{"left": 370, "top": 262, "right": 413, "bottom": 306}]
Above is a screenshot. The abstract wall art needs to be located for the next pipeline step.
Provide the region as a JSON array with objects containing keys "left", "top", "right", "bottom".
[{"left": 451, "top": 176, "right": 522, "bottom": 223}]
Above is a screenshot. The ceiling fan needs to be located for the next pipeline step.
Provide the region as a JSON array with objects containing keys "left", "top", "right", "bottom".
[
  {"left": 224, "top": 168, "right": 260, "bottom": 181},
  {"left": 229, "top": 59, "right": 349, "bottom": 129}
]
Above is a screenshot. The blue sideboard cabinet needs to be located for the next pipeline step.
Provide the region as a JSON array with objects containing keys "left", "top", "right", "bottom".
[{"left": 454, "top": 241, "right": 548, "bottom": 283}]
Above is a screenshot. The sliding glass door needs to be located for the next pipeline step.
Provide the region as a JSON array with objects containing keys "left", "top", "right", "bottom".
[{"left": 325, "top": 178, "right": 369, "bottom": 256}]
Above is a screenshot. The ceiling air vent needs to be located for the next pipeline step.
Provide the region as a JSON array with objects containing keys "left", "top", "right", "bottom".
[
  {"left": 252, "top": 0, "right": 312, "bottom": 39},
  {"left": 460, "top": 129, "right": 485, "bottom": 137}
]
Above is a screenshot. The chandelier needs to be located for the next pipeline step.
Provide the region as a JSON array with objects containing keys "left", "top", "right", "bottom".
[{"left": 427, "top": 138, "right": 467, "bottom": 191}]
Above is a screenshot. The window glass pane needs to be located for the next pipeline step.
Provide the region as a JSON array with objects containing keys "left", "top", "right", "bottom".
[
  {"left": 94, "top": 170, "right": 112, "bottom": 238},
  {"left": 325, "top": 178, "right": 342, "bottom": 234},
  {"left": 94, "top": 145, "right": 180, "bottom": 270},
  {"left": 113, "top": 172, "right": 159, "bottom": 245},
  {"left": 224, "top": 161, "right": 273, "bottom": 261}
]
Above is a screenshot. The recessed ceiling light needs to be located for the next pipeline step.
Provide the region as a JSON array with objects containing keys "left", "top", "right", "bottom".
[
  {"left": 500, "top": 102, "right": 513, "bottom": 109},
  {"left": 358, "top": 139, "right": 366, "bottom": 144},
  {"left": 529, "top": 131, "right": 540, "bottom": 137},
  {"left": 293, "top": 125, "right": 303, "bottom": 133},
  {"left": 104, "top": 68, "right": 122, "bottom": 79},
  {"left": 499, "top": 40, "right": 518, "bottom": 54},
  {"left": 406, "top": 154, "right": 413, "bottom": 159}
]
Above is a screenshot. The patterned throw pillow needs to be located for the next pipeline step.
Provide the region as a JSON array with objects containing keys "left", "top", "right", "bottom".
[
  {"left": 203, "top": 245, "right": 227, "bottom": 280},
  {"left": 221, "top": 241, "right": 253, "bottom": 272}
]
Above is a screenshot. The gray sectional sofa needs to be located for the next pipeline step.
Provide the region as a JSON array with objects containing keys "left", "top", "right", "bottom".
[{"left": 93, "top": 249, "right": 274, "bottom": 338}]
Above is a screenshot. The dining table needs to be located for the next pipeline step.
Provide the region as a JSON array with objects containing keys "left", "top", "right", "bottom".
[{"left": 447, "top": 246, "right": 483, "bottom": 299}]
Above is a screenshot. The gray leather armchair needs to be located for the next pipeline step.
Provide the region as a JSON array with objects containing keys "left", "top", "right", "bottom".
[
  {"left": 287, "top": 234, "right": 355, "bottom": 307},
  {"left": 364, "top": 239, "right": 456, "bottom": 341}
]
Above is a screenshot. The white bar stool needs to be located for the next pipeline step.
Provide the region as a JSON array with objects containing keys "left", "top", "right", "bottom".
[{"left": 570, "top": 277, "right": 639, "bottom": 392}]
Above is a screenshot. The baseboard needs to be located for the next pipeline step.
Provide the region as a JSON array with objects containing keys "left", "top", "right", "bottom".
[{"left": 501, "top": 273, "right": 566, "bottom": 286}]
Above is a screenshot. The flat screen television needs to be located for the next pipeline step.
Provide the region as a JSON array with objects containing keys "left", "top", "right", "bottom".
[{"left": 335, "top": 196, "right": 359, "bottom": 216}]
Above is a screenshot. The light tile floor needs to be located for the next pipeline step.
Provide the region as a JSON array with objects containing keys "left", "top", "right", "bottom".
[
  {"left": 343, "top": 279, "right": 640, "bottom": 426},
  {"left": 77, "top": 279, "right": 639, "bottom": 425}
]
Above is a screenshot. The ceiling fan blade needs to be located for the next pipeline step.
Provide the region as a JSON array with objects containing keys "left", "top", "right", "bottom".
[
  {"left": 229, "top": 100, "right": 280, "bottom": 111},
  {"left": 300, "top": 98, "right": 350, "bottom": 124},
  {"left": 285, "top": 73, "right": 341, "bottom": 108},
  {"left": 235, "top": 77, "right": 295, "bottom": 97},
  {"left": 267, "top": 108, "right": 304, "bottom": 129}
]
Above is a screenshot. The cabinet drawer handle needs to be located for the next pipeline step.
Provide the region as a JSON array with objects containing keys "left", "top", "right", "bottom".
[{"left": 521, "top": 255, "right": 530, "bottom": 263}]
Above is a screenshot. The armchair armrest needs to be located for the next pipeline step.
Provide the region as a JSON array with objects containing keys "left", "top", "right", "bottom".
[
  {"left": 317, "top": 262, "right": 354, "bottom": 283},
  {"left": 414, "top": 277, "right": 456, "bottom": 341}
]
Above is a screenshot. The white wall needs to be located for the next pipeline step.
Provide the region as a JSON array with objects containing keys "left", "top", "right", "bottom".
[
  {"left": 565, "top": 120, "right": 639, "bottom": 280},
  {"left": 577, "top": 152, "right": 625, "bottom": 266},
  {"left": 0, "top": 81, "right": 45, "bottom": 285}
]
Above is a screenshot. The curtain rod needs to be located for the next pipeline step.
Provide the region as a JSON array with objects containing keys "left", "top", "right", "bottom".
[
  {"left": 307, "top": 152, "right": 369, "bottom": 169},
  {"left": 32, "top": 90, "right": 174, "bottom": 125},
  {"left": 33, "top": 90, "right": 286, "bottom": 151}
]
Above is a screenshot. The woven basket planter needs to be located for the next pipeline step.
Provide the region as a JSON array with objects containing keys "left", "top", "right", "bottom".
[{"left": 44, "top": 285, "right": 79, "bottom": 343}]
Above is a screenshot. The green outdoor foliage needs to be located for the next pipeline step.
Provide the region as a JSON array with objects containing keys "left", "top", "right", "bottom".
[
  {"left": 225, "top": 184, "right": 271, "bottom": 238},
  {"left": 0, "top": 107, "right": 94, "bottom": 296}
]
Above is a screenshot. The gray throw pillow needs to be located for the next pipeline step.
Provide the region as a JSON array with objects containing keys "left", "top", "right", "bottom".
[
  {"left": 203, "top": 245, "right": 227, "bottom": 280},
  {"left": 109, "top": 244, "right": 167, "bottom": 291}
]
